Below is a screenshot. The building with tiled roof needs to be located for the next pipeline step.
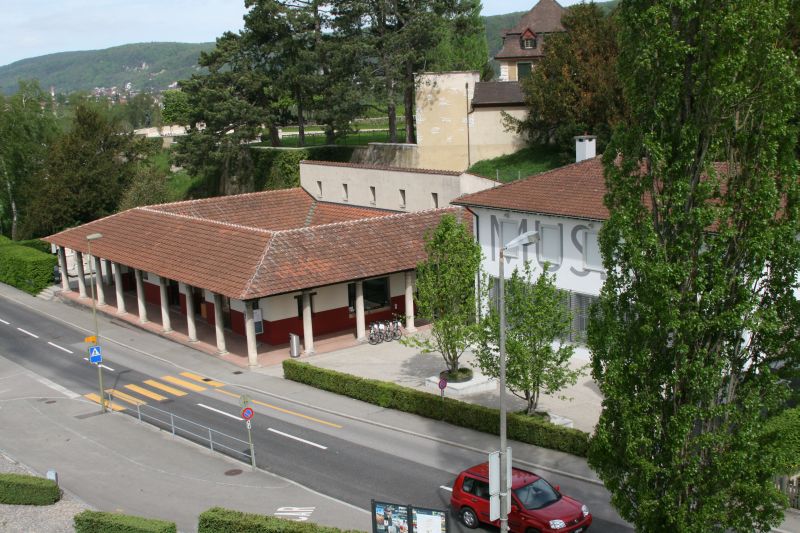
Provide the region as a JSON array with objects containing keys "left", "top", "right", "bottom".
[
  {"left": 496, "top": 0, "right": 566, "bottom": 82},
  {"left": 45, "top": 188, "right": 467, "bottom": 365}
]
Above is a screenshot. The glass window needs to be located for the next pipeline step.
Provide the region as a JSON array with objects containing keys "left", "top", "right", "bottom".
[
  {"left": 399, "top": 189, "right": 406, "bottom": 208},
  {"left": 431, "top": 192, "right": 439, "bottom": 208},
  {"left": 562, "top": 291, "right": 598, "bottom": 343},
  {"left": 584, "top": 231, "right": 602, "bottom": 270},
  {"left": 522, "top": 38, "right": 536, "bottom": 49},
  {"left": 370, "top": 186, "right": 376, "bottom": 204},
  {"left": 342, "top": 183, "right": 348, "bottom": 202},
  {"left": 539, "top": 225, "right": 562, "bottom": 264},
  {"left": 295, "top": 293, "right": 315, "bottom": 318},
  {"left": 462, "top": 477, "right": 490, "bottom": 500},
  {"left": 316, "top": 181, "right": 322, "bottom": 197},
  {"left": 517, "top": 62, "right": 532, "bottom": 79},
  {"left": 514, "top": 478, "right": 561, "bottom": 510},
  {"left": 348, "top": 277, "right": 390, "bottom": 312}
]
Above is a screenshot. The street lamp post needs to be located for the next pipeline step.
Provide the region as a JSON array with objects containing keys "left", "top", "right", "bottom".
[
  {"left": 86, "top": 232, "right": 105, "bottom": 413},
  {"left": 498, "top": 229, "right": 539, "bottom": 533}
]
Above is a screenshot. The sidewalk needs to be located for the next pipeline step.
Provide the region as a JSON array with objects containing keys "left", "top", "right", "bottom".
[{"left": 3, "top": 282, "right": 799, "bottom": 532}]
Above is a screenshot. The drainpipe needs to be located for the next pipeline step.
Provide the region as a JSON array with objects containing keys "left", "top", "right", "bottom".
[{"left": 466, "top": 82, "right": 473, "bottom": 169}]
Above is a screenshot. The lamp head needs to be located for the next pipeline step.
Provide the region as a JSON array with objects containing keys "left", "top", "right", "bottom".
[{"left": 504, "top": 230, "right": 540, "bottom": 250}]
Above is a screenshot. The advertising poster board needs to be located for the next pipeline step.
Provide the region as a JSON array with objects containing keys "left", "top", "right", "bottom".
[
  {"left": 372, "top": 500, "right": 410, "bottom": 533},
  {"left": 411, "top": 507, "right": 448, "bottom": 533}
]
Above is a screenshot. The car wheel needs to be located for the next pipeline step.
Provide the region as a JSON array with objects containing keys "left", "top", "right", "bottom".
[{"left": 460, "top": 507, "right": 479, "bottom": 529}]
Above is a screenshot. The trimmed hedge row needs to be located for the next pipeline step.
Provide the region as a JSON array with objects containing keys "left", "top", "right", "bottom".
[
  {"left": 74, "top": 510, "right": 177, "bottom": 533},
  {"left": 0, "top": 473, "right": 61, "bottom": 505},
  {"left": 199, "top": 507, "right": 360, "bottom": 533},
  {"left": 0, "top": 240, "right": 57, "bottom": 295},
  {"left": 282, "top": 359, "right": 590, "bottom": 457}
]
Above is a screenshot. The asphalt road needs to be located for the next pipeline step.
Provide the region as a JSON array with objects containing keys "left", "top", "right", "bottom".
[{"left": 0, "top": 295, "right": 631, "bottom": 532}]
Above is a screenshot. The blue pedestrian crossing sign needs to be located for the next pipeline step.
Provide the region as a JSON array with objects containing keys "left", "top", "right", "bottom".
[{"left": 88, "top": 345, "right": 102, "bottom": 364}]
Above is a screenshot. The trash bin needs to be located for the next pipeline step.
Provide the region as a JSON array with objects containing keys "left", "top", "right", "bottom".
[{"left": 289, "top": 333, "right": 301, "bottom": 358}]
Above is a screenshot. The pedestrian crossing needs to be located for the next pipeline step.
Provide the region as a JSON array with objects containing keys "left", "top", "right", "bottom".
[{"left": 83, "top": 372, "right": 225, "bottom": 411}]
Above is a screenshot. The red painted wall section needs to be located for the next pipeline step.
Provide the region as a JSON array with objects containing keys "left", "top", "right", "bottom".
[
  {"left": 122, "top": 272, "right": 135, "bottom": 292},
  {"left": 143, "top": 281, "right": 160, "bottom": 305},
  {"left": 230, "top": 309, "right": 245, "bottom": 336},
  {"left": 179, "top": 293, "right": 187, "bottom": 315},
  {"left": 206, "top": 302, "right": 215, "bottom": 326}
]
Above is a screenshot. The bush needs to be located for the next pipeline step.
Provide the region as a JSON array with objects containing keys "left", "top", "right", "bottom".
[
  {"left": 251, "top": 146, "right": 356, "bottom": 192},
  {"left": 0, "top": 473, "right": 61, "bottom": 505},
  {"left": 15, "top": 239, "right": 52, "bottom": 254},
  {"left": 0, "top": 242, "right": 57, "bottom": 295},
  {"left": 763, "top": 408, "right": 800, "bottom": 475},
  {"left": 74, "top": 510, "right": 176, "bottom": 533},
  {"left": 198, "top": 507, "right": 361, "bottom": 533},
  {"left": 282, "top": 360, "right": 590, "bottom": 457}
]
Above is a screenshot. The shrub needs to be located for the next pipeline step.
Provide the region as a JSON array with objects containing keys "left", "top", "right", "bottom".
[
  {"left": 198, "top": 507, "right": 361, "bottom": 533},
  {"left": 282, "top": 360, "right": 590, "bottom": 457},
  {"left": 15, "top": 239, "right": 52, "bottom": 254},
  {"left": 74, "top": 510, "right": 176, "bottom": 533},
  {"left": 0, "top": 242, "right": 57, "bottom": 295},
  {"left": 0, "top": 473, "right": 61, "bottom": 505},
  {"left": 763, "top": 407, "right": 800, "bottom": 475}
]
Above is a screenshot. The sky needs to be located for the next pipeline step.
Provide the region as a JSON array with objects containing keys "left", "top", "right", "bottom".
[{"left": 0, "top": 0, "right": 587, "bottom": 68}]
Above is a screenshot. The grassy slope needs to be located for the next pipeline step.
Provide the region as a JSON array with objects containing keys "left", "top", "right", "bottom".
[{"left": 468, "top": 145, "right": 564, "bottom": 183}]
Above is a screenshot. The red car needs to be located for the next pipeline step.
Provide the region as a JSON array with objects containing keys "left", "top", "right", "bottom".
[{"left": 450, "top": 463, "right": 592, "bottom": 533}]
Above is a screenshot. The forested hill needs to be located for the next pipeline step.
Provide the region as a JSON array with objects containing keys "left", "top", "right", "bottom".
[{"left": 0, "top": 42, "right": 214, "bottom": 94}]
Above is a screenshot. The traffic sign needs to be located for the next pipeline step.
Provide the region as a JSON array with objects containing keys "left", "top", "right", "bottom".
[
  {"left": 246, "top": 419, "right": 252, "bottom": 430},
  {"left": 88, "top": 345, "right": 102, "bottom": 364},
  {"left": 239, "top": 393, "right": 251, "bottom": 408},
  {"left": 438, "top": 377, "right": 448, "bottom": 390},
  {"left": 241, "top": 407, "right": 254, "bottom": 420},
  {"left": 84, "top": 335, "right": 97, "bottom": 343}
]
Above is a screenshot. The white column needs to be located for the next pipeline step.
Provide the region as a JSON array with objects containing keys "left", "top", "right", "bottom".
[
  {"left": 355, "top": 280, "right": 366, "bottom": 341},
  {"left": 113, "top": 263, "right": 126, "bottom": 314},
  {"left": 57, "top": 247, "right": 70, "bottom": 292},
  {"left": 135, "top": 269, "right": 148, "bottom": 323},
  {"left": 75, "top": 251, "right": 87, "bottom": 298},
  {"left": 244, "top": 300, "right": 258, "bottom": 367},
  {"left": 213, "top": 293, "right": 227, "bottom": 354},
  {"left": 159, "top": 277, "right": 172, "bottom": 332},
  {"left": 183, "top": 283, "right": 197, "bottom": 342},
  {"left": 93, "top": 256, "right": 105, "bottom": 306},
  {"left": 405, "top": 271, "right": 416, "bottom": 332},
  {"left": 302, "top": 291, "right": 314, "bottom": 355}
]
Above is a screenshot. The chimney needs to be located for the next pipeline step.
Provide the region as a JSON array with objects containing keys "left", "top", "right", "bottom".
[{"left": 574, "top": 135, "right": 597, "bottom": 163}]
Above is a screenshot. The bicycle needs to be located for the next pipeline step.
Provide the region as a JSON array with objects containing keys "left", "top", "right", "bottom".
[
  {"left": 390, "top": 317, "right": 403, "bottom": 340},
  {"left": 368, "top": 322, "right": 383, "bottom": 345}
]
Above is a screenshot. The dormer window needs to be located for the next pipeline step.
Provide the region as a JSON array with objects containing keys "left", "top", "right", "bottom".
[{"left": 523, "top": 38, "right": 536, "bottom": 49}]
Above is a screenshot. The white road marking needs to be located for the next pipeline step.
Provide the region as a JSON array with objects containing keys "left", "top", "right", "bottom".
[
  {"left": 267, "top": 427, "right": 327, "bottom": 450},
  {"left": 34, "top": 376, "right": 81, "bottom": 399},
  {"left": 439, "top": 485, "right": 453, "bottom": 492},
  {"left": 16, "top": 328, "right": 38, "bottom": 338},
  {"left": 197, "top": 403, "right": 243, "bottom": 421},
  {"left": 81, "top": 358, "right": 115, "bottom": 371},
  {"left": 0, "top": 318, "right": 9, "bottom": 325},
  {"left": 48, "top": 342, "right": 73, "bottom": 354}
]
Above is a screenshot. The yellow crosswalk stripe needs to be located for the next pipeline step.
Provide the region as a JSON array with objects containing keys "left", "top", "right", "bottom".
[
  {"left": 124, "top": 384, "right": 167, "bottom": 401},
  {"left": 84, "top": 393, "right": 126, "bottom": 411},
  {"left": 179, "top": 371, "right": 224, "bottom": 387},
  {"left": 161, "top": 375, "right": 206, "bottom": 392},
  {"left": 143, "top": 379, "right": 188, "bottom": 397},
  {"left": 105, "top": 389, "right": 146, "bottom": 406}
]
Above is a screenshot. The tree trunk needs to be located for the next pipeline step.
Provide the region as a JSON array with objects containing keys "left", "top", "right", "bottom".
[
  {"left": 403, "top": 61, "right": 415, "bottom": 144},
  {"left": 268, "top": 126, "right": 280, "bottom": 147},
  {"left": 296, "top": 88, "right": 306, "bottom": 148},
  {"left": 2, "top": 160, "right": 17, "bottom": 240},
  {"left": 387, "top": 77, "right": 398, "bottom": 143}
]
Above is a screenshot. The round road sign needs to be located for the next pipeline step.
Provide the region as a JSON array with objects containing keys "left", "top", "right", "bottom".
[
  {"left": 438, "top": 377, "right": 448, "bottom": 390},
  {"left": 241, "top": 407, "right": 254, "bottom": 420}
]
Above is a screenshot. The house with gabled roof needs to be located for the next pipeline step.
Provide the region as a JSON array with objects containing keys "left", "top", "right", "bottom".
[
  {"left": 45, "top": 187, "right": 467, "bottom": 366},
  {"left": 496, "top": 0, "right": 566, "bottom": 82}
]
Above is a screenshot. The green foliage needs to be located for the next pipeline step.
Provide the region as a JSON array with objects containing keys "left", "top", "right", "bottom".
[
  {"left": 589, "top": 0, "right": 800, "bottom": 530},
  {"left": 15, "top": 239, "right": 51, "bottom": 254},
  {"left": 401, "top": 214, "right": 482, "bottom": 374},
  {"left": 476, "top": 262, "right": 581, "bottom": 415},
  {"left": 198, "top": 507, "right": 360, "bottom": 533},
  {"left": 0, "top": 242, "right": 57, "bottom": 295},
  {"left": 0, "top": 473, "right": 60, "bottom": 505},
  {"left": 0, "top": 42, "right": 215, "bottom": 95},
  {"left": 73, "top": 510, "right": 176, "bottom": 533},
  {"left": 118, "top": 164, "right": 171, "bottom": 211},
  {"left": 762, "top": 408, "right": 800, "bottom": 476},
  {"left": 467, "top": 145, "right": 563, "bottom": 182},
  {"left": 514, "top": 3, "right": 624, "bottom": 155},
  {"left": 267, "top": 150, "right": 308, "bottom": 190},
  {"left": 283, "top": 359, "right": 590, "bottom": 457},
  {"left": 161, "top": 90, "right": 191, "bottom": 125}
]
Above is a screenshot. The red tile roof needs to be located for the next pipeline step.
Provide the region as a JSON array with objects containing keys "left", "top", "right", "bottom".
[
  {"left": 45, "top": 188, "right": 466, "bottom": 300},
  {"left": 454, "top": 157, "right": 609, "bottom": 221}
]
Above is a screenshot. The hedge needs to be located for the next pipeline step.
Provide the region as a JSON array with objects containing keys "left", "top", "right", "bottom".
[
  {"left": 282, "top": 360, "right": 590, "bottom": 457},
  {"left": 74, "top": 510, "right": 177, "bottom": 533},
  {"left": 0, "top": 473, "right": 61, "bottom": 505},
  {"left": 0, "top": 241, "right": 57, "bottom": 295},
  {"left": 16, "top": 239, "right": 52, "bottom": 254},
  {"left": 198, "top": 507, "right": 362, "bottom": 533}
]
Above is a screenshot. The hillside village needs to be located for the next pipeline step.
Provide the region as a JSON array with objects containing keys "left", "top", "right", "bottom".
[{"left": 0, "top": 1, "right": 799, "bottom": 532}]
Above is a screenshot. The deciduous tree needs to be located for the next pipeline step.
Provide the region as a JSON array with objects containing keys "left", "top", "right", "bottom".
[{"left": 589, "top": 1, "right": 800, "bottom": 530}]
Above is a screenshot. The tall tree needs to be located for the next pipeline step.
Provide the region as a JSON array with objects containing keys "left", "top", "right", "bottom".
[
  {"left": 402, "top": 213, "right": 482, "bottom": 375},
  {"left": 161, "top": 90, "right": 191, "bottom": 126},
  {"left": 589, "top": 1, "right": 800, "bottom": 531},
  {"left": 512, "top": 3, "right": 624, "bottom": 157},
  {"left": 475, "top": 262, "right": 580, "bottom": 415},
  {"left": 0, "top": 81, "right": 59, "bottom": 239}
]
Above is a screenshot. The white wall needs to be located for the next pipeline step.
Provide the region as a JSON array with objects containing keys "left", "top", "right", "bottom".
[{"left": 471, "top": 206, "right": 605, "bottom": 296}]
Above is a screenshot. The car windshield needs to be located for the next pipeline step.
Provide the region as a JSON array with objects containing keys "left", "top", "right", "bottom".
[{"left": 514, "top": 478, "right": 561, "bottom": 510}]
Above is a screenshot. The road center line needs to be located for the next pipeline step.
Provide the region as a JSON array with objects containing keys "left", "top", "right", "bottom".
[
  {"left": 213, "top": 388, "right": 342, "bottom": 429},
  {"left": 267, "top": 427, "right": 327, "bottom": 450},
  {"left": 0, "top": 318, "right": 9, "bottom": 325},
  {"left": 16, "top": 327, "right": 38, "bottom": 338},
  {"left": 197, "top": 403, "right": 243, "bottom": 421},
  {"left": 47, "top": 341, "right": 73, "bottom": 354},
  {"left": 439, "top": 485, "right": 453, "bottom": 492}
]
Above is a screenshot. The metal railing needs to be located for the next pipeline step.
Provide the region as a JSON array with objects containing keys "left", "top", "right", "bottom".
[{"left": 107, "top": 393, "right": 254, "bottom": 466}]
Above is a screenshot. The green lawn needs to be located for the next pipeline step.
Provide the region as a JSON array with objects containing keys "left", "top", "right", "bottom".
[
  {"left": 165, "top": 170, "right": 201, "bottom": 201},
  {"left": 468, "top": 145, "right": 565, "bottom": 183}
]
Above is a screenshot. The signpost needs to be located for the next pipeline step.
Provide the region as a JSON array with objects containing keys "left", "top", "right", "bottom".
[
  {"left": 240, "top": 398, "right": 256, "bottom": 469},
  {"left": 438, "top": 377, "right": 447, "bottom": 419}
]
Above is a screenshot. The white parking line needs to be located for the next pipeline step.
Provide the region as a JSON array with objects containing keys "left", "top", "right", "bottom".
[
  {"left": 17, "top": 327, "right": 38, "bottom": 338},
  {"left": 81, "top": 358, "right": 115, "bottom": 371},
  {"left": 0, "top": 318, "right": 9, "bottom": 325},
  {"left": 267, "top": 427, "right": 327, "bottom": 450},
  {"left": 48, "top": 342, "right": 73, "bottom": 354},
  {"left": 439, "top": 485, "right": 453, "bottom": 492},
  {"left": 197, "top": 403, "right": 243, "bottom": 421}
]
